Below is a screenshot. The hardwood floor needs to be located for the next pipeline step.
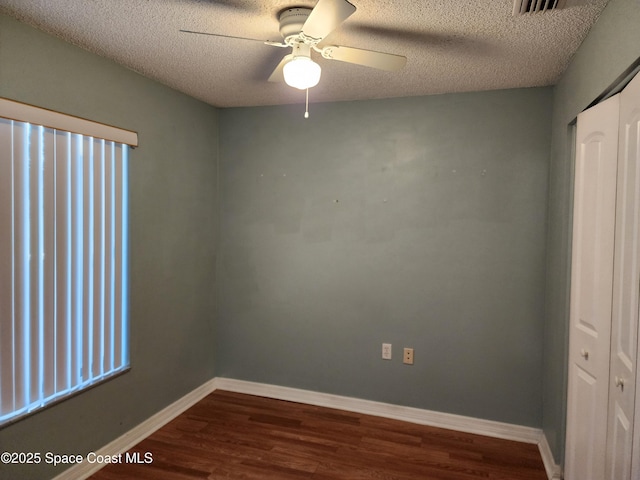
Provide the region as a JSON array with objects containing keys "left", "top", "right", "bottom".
[{"left": 89, "top": 390, "right": 548, "bottom": 480}]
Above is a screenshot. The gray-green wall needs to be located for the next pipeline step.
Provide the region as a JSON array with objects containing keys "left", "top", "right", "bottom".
[
  {"left": 0, "top": 14, "right": 219, "bottom": 479},
  {"left": 217, "top": 88, "right": 552, "bottom": 427},
  {"left": 542, "top": 0, "right": 640, "bottom": 464}
]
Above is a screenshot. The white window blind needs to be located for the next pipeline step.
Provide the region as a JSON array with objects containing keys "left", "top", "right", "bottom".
[{"left": 0, "top": 99, "right": 135, "bottom": 426}]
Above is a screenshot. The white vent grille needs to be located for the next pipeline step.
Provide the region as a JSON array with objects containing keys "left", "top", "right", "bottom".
[{"left": 513, "top": 0, "right": 563, "bottom": 14}]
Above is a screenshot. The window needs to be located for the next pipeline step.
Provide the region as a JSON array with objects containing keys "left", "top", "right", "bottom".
[{"left": 0, "top": 98, "right": 137, "bottom": 426}]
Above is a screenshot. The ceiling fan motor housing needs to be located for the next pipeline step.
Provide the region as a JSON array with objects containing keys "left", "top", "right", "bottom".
[{"left": 279, "top": 8, "right": 312, "bottom": 43}]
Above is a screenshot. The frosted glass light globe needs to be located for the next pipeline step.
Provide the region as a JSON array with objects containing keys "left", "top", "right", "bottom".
[{"left": 283, "top": 56, "right": 321, "bottom": 90}]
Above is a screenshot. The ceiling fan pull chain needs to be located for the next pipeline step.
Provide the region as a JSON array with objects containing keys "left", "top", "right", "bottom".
[{"left": 305, "top": 88, "right": 310, "bottom": 119}]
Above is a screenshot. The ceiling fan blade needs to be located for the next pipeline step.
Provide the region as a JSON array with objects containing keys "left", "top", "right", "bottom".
[
  {"left": 321, "top": 45, "right": 407, "bottom": 71},
  {"left": 301, "top": 0, "right": 356, "bottom": 42},
  {"left": 268, "top": 54, "right": 293, "bottom": 83},
  {"left": 179, "top": 30, "right": 286, "bottom": 47}
]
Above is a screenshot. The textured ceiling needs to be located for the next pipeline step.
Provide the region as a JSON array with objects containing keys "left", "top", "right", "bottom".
[{"left": 0, "top": 0, "right": 610, "bottom": 107}]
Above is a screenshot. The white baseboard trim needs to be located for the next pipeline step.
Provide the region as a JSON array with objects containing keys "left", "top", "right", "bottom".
[
  {"left": 538, "top": 432, "right": 563, "bottom": 480},
  {"left": 52, "top": 378, "right": 218, "bottom": 480},
  {"left": 215, "top": 377, "right": 563, "bottom": 480},
  {"left": 53, "top": 376, "right": 562, "bottom": 480},
  {"left": 216, "top": 377, "right": 541, "bottom": 442}
]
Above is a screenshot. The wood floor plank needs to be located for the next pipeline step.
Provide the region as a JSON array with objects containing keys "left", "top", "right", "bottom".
[{"left": 90, "top": 390, "right": 547, "bottom": 480}]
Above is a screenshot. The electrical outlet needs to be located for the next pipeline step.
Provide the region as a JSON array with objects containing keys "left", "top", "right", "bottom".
[
  {"left": 403, "top": 348, "right": 414, "bottom": 365},
  {"left": 382, "top": 343, "right": 392, "bottom": 360}
]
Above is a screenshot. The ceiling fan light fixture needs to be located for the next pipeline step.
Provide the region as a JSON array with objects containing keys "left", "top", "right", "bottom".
[{"left": 283, "top": 56, "right": 322, "bottom": 90}]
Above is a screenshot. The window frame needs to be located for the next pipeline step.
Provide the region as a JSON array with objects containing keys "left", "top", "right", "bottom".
[{"left": 0, "top": 98, "right": 137, "bottom": 428}]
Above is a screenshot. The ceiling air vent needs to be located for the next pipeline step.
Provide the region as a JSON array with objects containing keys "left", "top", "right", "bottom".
[{"left": 513, "top": 0, "right": 576, "bottom": 15}]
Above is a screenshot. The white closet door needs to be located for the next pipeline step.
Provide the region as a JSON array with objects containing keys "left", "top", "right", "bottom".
[
  {"left": 607, "top": 72, "right": 640, "bottom": 480},
  {"left": 565, "top": 93, "right": 620, "bottom": 480}
]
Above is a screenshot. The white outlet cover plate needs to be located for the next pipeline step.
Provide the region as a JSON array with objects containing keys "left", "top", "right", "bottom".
[
  {"left": 403, "top": 348, "right": 414, "bottom": 365},
  {"left": 382, "top": 343, "right": 392, "bottom": 360}
]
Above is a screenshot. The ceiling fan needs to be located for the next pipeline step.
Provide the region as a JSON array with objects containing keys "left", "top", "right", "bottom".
[{"left": 180, "top": 0, "right": 407, "bottom": 91}]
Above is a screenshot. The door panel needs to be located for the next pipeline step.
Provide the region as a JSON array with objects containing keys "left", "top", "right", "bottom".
[
  {"left": 607, "top": 71, "right": 640, "bottom": 480},
  {"left": 609, "top": 404, "right": 632, "bottom": 479},
  {"left": 565, "top": 93, "right": 620, "bottom": 480},
  {"left": 566, "top": 364, "right": 599, "bottom": 480}
]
